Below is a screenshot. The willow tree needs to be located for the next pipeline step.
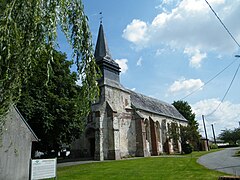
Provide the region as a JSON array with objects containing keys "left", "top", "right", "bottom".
[{"left": 0, "top": 1, "right": 100, "bottom": 128}]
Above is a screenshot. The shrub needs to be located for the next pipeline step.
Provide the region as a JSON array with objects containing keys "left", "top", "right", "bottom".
[
  {"left": 235, "top": 150, "right": 240, "bottom": 156},
  {"left": 182, "top": 143, "right": 193, "bottom": 154},
  {"left": 210, "top": 144, "right": 218, "bottom": 149}
]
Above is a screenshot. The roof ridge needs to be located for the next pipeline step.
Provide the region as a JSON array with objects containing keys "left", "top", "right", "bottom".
[
  {"left": 128, "top": 89, "right": 171, "bottom": 106},
  {"left": 128, "top": 89, "right": 187, "bottom": 121}
]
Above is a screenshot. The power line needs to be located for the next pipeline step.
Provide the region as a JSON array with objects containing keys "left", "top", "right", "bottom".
[
  {"left": 204, "top": 0, "right": 240, "bottom": 48},
  {"left": 181, "top": 57, "right": 238, "bottom": 100},
  {"left": 182, "top": 1, "right": 240, "bottom": 100},
  {"left": 202, "top": 0, "right": 240, "bottom": 116},
  {"left": 206, "top": 60, "right": 240, "bottom": 117}
]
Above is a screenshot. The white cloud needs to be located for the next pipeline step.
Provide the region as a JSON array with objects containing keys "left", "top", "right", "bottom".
[
  {"left": 217, "top": 54, "right": 223, "bottom": 59},
  {"left": 136, "top": 57, "right": 142, "bottom": 66},
  {"left": 155, "top": 0, "right": 180, "bottom": 10},
  {"left": 155, "top": 48, "right": 165, "bottom": 56},
  {"left": 122, "top": 19, "right": 149, "bottom": 48},
  {"left": 192, "top": 99, "right": 240, "bottom": 137},
  {"left": 131, "top": 88, "right": 136, "bottom": 91},
  {"left": 115, "top": 59, "right": 128, "bottom": 74},
  {"left": 123, "top": 0, "right": 240, "bottom": 55},
  {"left": 168, "top": 78, "right": 204, "bottom": 94},
  {"left": 184, "top": 47, "right": 207, "bottom": 68}
]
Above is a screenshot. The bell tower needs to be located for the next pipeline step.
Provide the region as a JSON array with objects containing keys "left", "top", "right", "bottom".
[
  {"left": 94, "top": 24, "right": 121, "bottom": 83},
  {"left": 92, "top": 23, "right": 126, "bottom": 160}
]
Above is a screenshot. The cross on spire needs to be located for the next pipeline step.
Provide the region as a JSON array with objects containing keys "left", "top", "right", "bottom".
[{"left": 99, "top": 12, "right": 103, "bottom": 24}]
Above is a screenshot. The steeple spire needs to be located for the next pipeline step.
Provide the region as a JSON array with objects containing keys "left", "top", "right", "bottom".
[
  {"left": 94, "top": 24, "right": 120, "bottom": 83},
  {"left": 94, "top": 24, "right": 112, "bottom": 62}
]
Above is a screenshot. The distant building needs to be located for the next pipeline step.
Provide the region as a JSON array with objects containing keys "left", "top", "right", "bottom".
[
  {"left": 71, "top": 24, "right": 187, "bottom": 160},
  {"left": 0, "top": 106, "right": 38, "bottom": 180}
]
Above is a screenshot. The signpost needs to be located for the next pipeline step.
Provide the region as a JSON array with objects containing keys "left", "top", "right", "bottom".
[{"left": 31, "top": 158, "right": 57, "bottom": 180}]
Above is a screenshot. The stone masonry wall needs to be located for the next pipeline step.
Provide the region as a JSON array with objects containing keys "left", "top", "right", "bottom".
[
  {"left": 135, "top": 110, "right": 187, "bottom": 154},
  {"left": 104, "top": 85, "right": 136, "bottom": 158}
]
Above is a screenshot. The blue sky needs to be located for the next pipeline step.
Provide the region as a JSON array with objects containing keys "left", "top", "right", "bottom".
[{"left": 59, "top": 0, "right": 240, "bottom": 138}]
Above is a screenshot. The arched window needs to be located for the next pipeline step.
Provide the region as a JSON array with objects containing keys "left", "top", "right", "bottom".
[
  {"left": 156, "top": 121, "right": 161, "bottom": 143},
  {"left": 145, "top": 119, "right": 150, "bottom": 141}
]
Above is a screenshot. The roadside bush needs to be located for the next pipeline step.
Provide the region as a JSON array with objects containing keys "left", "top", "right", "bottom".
[
  {"left": 210, "top": 144, "right": 218, "bottom": 149},
  {"left": 235, "top": 150, "right": 240, "bottom": 157},
  {"left": 182, "top": 143, "right": 193, "bottom": 154}
]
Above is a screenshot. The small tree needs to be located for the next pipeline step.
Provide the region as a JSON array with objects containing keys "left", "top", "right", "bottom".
[
  {"left": 167, "top": 122, "right": 180, "bottom": 151},
  {"left": 179, "top": 125, "right": 194, "bottom": 154},
  {"left": 173, "top": 100, "right": 201, "bottom": 150}
]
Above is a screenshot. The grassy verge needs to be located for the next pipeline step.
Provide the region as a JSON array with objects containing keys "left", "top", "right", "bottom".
[
  {"left": 57, "top": 150, "right": 227, "bottom": 180},
  {"left": 234, "top": 149, "right": 240, "bottom": 157}
]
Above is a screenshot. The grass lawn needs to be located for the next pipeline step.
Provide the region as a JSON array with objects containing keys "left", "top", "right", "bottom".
[{"left": 57, "top": 150, "right": 228, "bottom": 180}]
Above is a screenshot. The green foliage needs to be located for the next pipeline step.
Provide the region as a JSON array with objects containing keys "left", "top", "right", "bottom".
[
  {"left": 179, "top": 125, "right": 192, "bottom": 144},
  {"left": 17, "top": 50, "right": 86, "bottom": 152},
  {"left": 0, "top": 0, "right": 100, "bottom": 130},
  {"left": 173, "top": 100, "right": 201, "bottom": 150},
  {"left": 168, "top": 122, "right": 179, "bottom": 140},
  {"left": 210, "top": 144, "right": 218, "bottom": 149},
  {"left": 218, "top": 128, "right": 240, "bottom": 145},
  {"left": 172, "top": 100, "right": 196, "bottom": 126},
  {"left": 235, "top": 150, "right": 240, "bottom": 157},
  {"left": 167, "top": 122, "right": 180, "bottom": 150},
  {"left": 182, "top": 143, "right": 193, "bottom": 154}
]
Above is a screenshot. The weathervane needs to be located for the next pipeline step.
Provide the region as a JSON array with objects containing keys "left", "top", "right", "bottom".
[{"left": 99, "top": 12, "right": 103, "bottom": 24}]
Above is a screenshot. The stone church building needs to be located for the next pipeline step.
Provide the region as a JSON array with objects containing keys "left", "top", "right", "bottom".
[{"left": 72, "top": 24, "right": 188, "bottom": 161}]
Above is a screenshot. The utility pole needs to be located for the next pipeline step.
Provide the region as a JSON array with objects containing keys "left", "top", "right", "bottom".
[
  {"left": 202, "top": 115, "right": 209, "bottom": 151},
  {"left": 211, "top": 124, "right": 217, "bottom": 144}
]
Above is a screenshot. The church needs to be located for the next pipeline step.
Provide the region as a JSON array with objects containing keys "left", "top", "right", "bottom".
[{"left": 71, "top": 24, "right": 188, "bottom": 161}]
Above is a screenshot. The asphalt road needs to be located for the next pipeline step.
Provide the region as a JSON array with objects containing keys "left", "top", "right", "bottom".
[{"left": 197, "top": 147, "right": 240, "bottom": 176}]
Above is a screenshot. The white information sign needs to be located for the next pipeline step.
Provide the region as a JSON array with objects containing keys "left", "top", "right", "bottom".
[{"left": 31, "top": 158, "right": 57, "bottom": 180}]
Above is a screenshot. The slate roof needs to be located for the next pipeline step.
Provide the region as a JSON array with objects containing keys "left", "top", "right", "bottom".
[{"left": 129, "top": 90, "right": 187, "bottom": 122}]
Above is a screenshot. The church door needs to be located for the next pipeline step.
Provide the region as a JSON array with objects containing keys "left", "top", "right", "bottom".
[
  {"left": 85, "top": 128, "right": 95, "bottom": 158},
  {"left": 89, "top": 138, "right": 95, "bottom": 157}
]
